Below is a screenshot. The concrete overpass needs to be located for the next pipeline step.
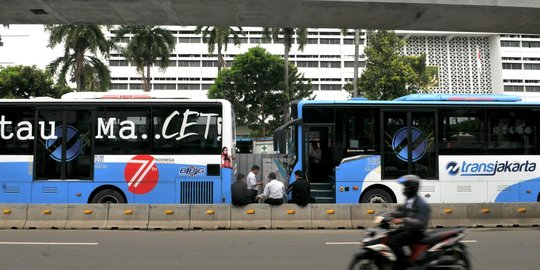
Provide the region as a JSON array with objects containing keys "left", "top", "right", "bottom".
[{"left": 0, "top": 1, "right": 539, "bottom": 33}]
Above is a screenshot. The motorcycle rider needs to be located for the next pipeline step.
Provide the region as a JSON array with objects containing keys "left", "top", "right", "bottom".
[{"left": 388, "top": 174, "right": 432, "bottom": 270}]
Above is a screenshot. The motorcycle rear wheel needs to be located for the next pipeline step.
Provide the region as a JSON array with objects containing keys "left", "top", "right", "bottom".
[{"left": 348, "top": 258, "right": 391, "bottom": 270}]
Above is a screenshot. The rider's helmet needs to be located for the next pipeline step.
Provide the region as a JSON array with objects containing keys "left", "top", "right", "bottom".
[{"left": 397, "top": 174, "right": 420, "bottom": 198}]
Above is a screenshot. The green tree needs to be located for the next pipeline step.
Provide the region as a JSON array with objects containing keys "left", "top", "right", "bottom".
[
  {"left": 195, "top": 26, "right": 244, "bottom": 72},
  {"left": 45, "top": 25, "right": 112, "bottom": 91},
  {"left": 263, "top": 27, "right": 308, "bottom": 123},
  {"left": 113, "top": 25, "right": 176, "bottom": 92},
  {"left": 0, "top": 65, "right": 72, "bottom": 98},
  {"left": 349, "top": 30, "right": 431, "bottom": 100},
  {"left": 208, "top": 47, "right": 312, "bottom": 137}
]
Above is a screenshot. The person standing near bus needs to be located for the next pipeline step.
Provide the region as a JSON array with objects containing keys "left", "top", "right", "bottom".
[{"left": 246, "top": 165, "right": 261, "bottom": 201}]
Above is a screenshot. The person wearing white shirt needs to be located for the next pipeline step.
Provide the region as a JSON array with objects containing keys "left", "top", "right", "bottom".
[
  {"left": 256, "top": 172, "right": 285, "bottom": 205},
  {"left": 246, "top": 165, "right": 261, "bottom": 201}
]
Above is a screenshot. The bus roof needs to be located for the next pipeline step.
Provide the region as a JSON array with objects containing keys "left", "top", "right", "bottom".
[
  {"left": 393, "top": 94, "right": 522, "bottom": 102},
  {"left": 61, "top": 90, "right": 207, "bottom": 100}
]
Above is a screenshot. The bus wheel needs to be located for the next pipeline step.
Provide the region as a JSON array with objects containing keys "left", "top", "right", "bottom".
[
  {"left": 360, "top": 189, "right": 393, "bottom": 204},
  {"left": 91, "top": 189, "right": 126, "bottom": 204}
]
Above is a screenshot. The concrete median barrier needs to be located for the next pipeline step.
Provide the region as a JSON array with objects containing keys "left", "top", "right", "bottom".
[
  {"left": 25, "top": 204, "right": 67, "bottom": 229},
  {"left": 501, "top": 203, "right": 540, "bottom": 227},
  {"left": 351, "top": 204, "right": 391, "bottom": 229},
  {"left": 0, "top": 204, "right": 27, "bottom": 229},
  {"left": 430, "top": 204, "right": 469, "bottom": 228},
  {"left": 231, "top": 204, "right": 271, "bottom": 229},
  {"left": 271, "top": 204, "right": 311, "bottom": 229},
  {"left": 106, "top": 204, "right": 149, "bottom": 230},
  {"left": 311, "top": 204, "right": 352, "bottom": 229},
  {"left": 190, "top": 205, "right": 230, "bottom": 230},
  {"left": 148, "top": 205, "right": 190, "bottom": 230},
  {"left": 65, "top": 204, "right": 109, "bottom": 229},
  {"left": 467, "top": 203, "right": 504, "bottom": 227}
]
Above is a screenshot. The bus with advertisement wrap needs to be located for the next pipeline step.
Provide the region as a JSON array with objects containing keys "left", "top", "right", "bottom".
[
  {"left": 274, "top": 94, "right": 540, "bottom": 204},
  {"left": 0, "top": 92, "right": 235, "bottom": 204}
]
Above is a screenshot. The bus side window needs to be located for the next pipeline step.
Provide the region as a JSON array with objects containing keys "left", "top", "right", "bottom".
[{"left": 439, "top": 108, "right": 486, "bottom": 155}]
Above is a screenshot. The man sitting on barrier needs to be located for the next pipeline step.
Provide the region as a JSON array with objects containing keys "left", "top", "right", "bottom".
[
  {"left": 231, "top": 173, "right": 253, "bottom": 206},
  {"left": 256, "top": 172, "right": 285, "bottom": 205},
  {"left": 387, "top": 174, "right": 432, "bottom": 270},
  {"left": 287, "top": 170, "right": 310, "bottom": 207}
]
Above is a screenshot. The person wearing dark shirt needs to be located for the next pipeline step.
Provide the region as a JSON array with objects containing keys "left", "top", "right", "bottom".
[
  {"left": 231, "top": 173, "right": 252, "bottom": 206},
  {"left": 288, "top": 170, "right": 310, "bottom": 207}
]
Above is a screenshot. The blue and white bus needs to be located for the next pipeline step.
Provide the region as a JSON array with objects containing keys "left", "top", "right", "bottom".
[
  {"left": 0, "top": 92, "right": 235, "bottom": 204},
  {"left": 274, "top": 94, "right": 540, "bottom": 204}
]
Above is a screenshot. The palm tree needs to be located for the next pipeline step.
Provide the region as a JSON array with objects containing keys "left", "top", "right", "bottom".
[
  {"left": 195, "top": 26, "right": 244, "bottom": 72},
  {"left": 342, "top": 28, "right": 362, "bottom": 97},
  {"left": 45, "top": 25, "right": 112, "bottom": 91},
  {"left": 113, "top": 25, "right": 176, "bottom": 92},
  {"left": 263, "top": 27, "right": 308, "bottom": 123}
]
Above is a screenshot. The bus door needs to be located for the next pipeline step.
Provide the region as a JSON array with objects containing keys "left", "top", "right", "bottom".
[
  {"left": 381, "top": 109, "right": 438, "bottom": 200},
  {"left": 302, "top": 125, "right": 335, "bottom": 183},
  {"left": 33, "top": 109, "right": 93, "bottom": 202}
]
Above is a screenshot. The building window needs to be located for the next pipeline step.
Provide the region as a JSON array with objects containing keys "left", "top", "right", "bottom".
[
  {"left": 320, "top": 61, "right": 341, "bottom": 68},
  {"left": 178, "top": 60, "right": 200, "bottom": 67},
  {"left": 312, "top": 84, "right": 319, "bottom": 91},
  {"left": 504, "top": 85, "right": 524, "bottom": 92},
  {"left": 343, "top": 38, "right": 365, "bottom": 45},
  {"left": 201, "top": 84, "right": 213, "bottom": 90},
  {"left": 202, "top": 60, "right": 219, "bottom": 67},
  {"left": 522, "top": 41, "right": 540, "bottom": 48},
  {"left": 129, "top": 84, "right": 142, "bottom": 90},
  {"left": 296, "top": 61, "right": 318, "bottom": 68},
  {"left": 320, "top": 84, "right": 342, "bottom": 91},
  {"left": 178, "top": 37, "right": 201, "bottom": 43},
  {"left": 250, "top": 38, "right": 261, "bottom": 44},
  {"left": 344, "top": 61, "right": 366, "bottom": 68},
  {"left": 502, "top": 57, "right": 521, "bottom": 61},
  {"left": 320, "top": 38, "right": 340, "bottom": 45},
  {"left": 503, "top": 79, "right": 523, "bottom": 83},
  {"left": 177, "top": 84, "right": 200, "bottom": 90},
  {"left": 111, "top": 83, "right": 128, "bottom": 90},
  {"left": 523, "top": 58, "right": 540, "bottom": 61},
  {"left": 525, "top": 80, "right": 540, "bottom": 83},
  {"left": 153, "top": 84, "right": 176, "bottom": 90},
  {"left": 502, "top": 63, "right": 522, "bottom": 70},
  {"left": 307, "top": 38, "right": 318, "bottom": 44},
  {"left": 501, "top": 41, "right": 520, "bottom": 47},
  {"left": 110, "top": 60, "right": 129, "bottom": 66},
  {"left": 524, "top": 63, "right": 540, "bottom": 70},
  {"left": 526, "top": 86, "right": 540, "bottom": 92}
]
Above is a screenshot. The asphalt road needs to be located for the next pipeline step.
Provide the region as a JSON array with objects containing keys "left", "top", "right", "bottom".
[{"left": 0, "top": 229, "right": 538, "bottom": 270}]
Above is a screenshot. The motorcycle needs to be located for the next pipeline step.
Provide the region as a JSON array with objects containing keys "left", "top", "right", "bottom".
[{"left": 349, "top": 214, "right": 471, "bottom": 270}]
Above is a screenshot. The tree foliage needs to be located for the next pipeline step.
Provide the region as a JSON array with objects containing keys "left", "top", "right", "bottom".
[
  {"left": 345, "top": 30, "right": 435, "bottom": 100},
  {"left": 0, "top": 65, "right": 72, "bottom": 98},
  {"left": 195, "top": 26, "right": 244, "bottom": 72},
  {"left": 45, "top": 25, "right": 112, "bottom": 91},
  {"left": 113, "top": 25, "right": 176, "bottom": 91},
  {"left": 208, "top": 47, "right": 313, "bottom": 137}
]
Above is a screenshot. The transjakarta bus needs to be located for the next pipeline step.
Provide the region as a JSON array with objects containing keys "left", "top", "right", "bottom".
[
  {"left": 274, "top": 94, "right": 540, "bottom": 204},
  {"left": 0, "top": 92, "right": 234, "bottom": 204}
]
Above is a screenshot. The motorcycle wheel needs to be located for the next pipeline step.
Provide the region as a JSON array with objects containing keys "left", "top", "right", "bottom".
[{"left": 348, "top": 258, "right": 391, "bottom": 270}]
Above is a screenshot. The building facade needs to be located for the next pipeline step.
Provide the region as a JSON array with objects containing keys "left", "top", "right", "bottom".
[{"left": 1, "top": 25, "right": 539, "bottom": 100}]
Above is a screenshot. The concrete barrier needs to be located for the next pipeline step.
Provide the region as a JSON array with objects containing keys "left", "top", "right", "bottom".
[
  {"left": 351, "top": 204, "right": 392, "bottom": 229},
  {"left": 65, "top": 204, "right": 109, "bottom": 229},
  {"left": 148, "top": 205, "right": 190, "bottom": 230},
  {"left": 311, "top": 204, "right": 352, "bottom": 229},
  {"left": 106, "top": 204, "right": 149, "bottom": 230},
  {"left": 190, "top": 205, "right": 230, "bottom": 230},
  {"left": 231, "top": 204, "right": 271, "bottom": 229},
  {"left": 25, "top": 204, "right": 68, "bottom": 229},
  {"left": 0, "top": 204, "right": 27, "bottom": 229},
  {"left": 501, "top": 203, "right": 540, "bottom": 227},
  {"left": 430, "top": 204, "right": 469, "bottom": 228},
  {"left": 271, "top": 204, "right": 311, "bottom": 229},
  {"left": 467, "top": 203, "right": 504, "bottom": 227}
]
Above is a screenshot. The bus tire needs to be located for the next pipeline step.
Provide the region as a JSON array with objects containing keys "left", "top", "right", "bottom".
[
  {"left": 91, "top": 189, "right": 126, "bottom": 204},
  {"left": 360, "top": 189, "right": 394, "bottom": 204}
]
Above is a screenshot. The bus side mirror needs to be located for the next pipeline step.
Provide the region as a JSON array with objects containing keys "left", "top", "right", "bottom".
[{"left": 273, "top": 130, "right": 286, "bottom": 154}]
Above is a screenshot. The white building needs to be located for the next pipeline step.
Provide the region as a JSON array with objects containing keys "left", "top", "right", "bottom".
[{"left": 1, "top": 25, "right": 539, "bottom": 100}]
